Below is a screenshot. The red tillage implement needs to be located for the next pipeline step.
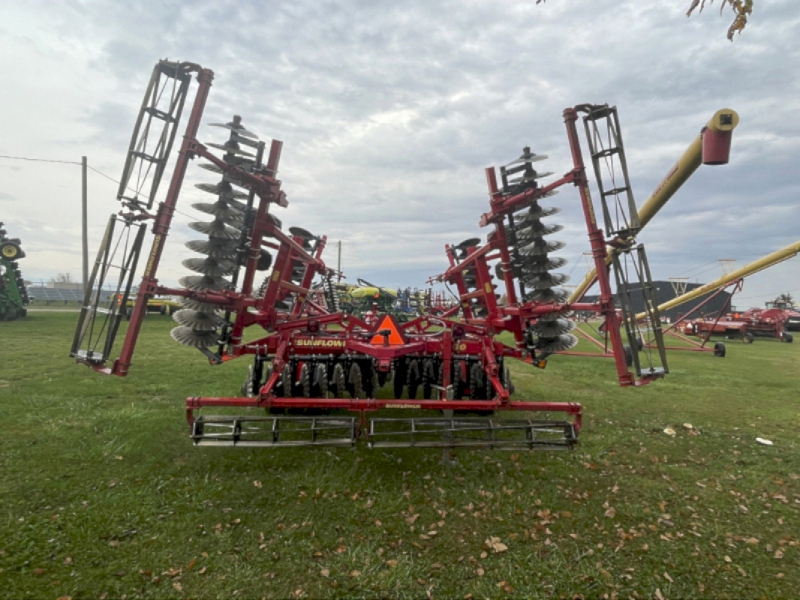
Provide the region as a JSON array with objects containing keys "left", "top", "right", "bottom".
[{"left": 72, "top": 61, "right": 666, "bottom": 449}]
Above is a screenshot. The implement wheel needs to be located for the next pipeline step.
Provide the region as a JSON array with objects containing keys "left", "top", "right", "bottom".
[
  {"left": 407, "top": 360, "right": 420, "bottom": 400},
  {"left": 393, "top": 361, "right": 406, "bottom": 399},
  {"left": 742, "top": 332, "right": 754, "bottom": 344},
  {"left": 348, "top": 362, "right": 363, "bottom": 399},
  {"left": 713, "top": 342, "right": 726, "bottom": 357},
  {"left": 0, "top": 242, "right": 21, "bottom": 260},
  {"left": 782, "top": 332, "right": 793, "bottom": 343}
]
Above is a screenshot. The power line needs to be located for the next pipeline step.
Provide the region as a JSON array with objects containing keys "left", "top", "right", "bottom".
[
  {"left": 0, "top": 154, "right": 81, "bottom": 165},
  {"left": 86, "top": 165, "right": 122, "bottom": 186},
  {"left": 1, "top": 153, "right": 198, "bottom": 222}
]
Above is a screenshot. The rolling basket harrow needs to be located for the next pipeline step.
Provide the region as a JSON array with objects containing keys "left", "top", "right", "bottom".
[{"left": 72, "top": 60, "right": 668, "bottom": 450}]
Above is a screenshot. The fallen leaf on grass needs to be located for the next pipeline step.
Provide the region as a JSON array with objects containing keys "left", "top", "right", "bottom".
[
  {"left": 664, "top": 572, "right": 673, "bottom": 583},
  {"left": 335, "top": 545, "right": 347, "bottom": 554},
  {"left": 655, "top": 589, "right": 665, "bottom": 600},
  {"left": 604, "top": 507, "right": 616, "bottom": 519},
  {"left": 172, "top": 582, "right": 182, "bottom": 592},
  {"left": 320, "top": 568, "right": 330, "bottom": 577},
  {"left": 774, "top": 549, "right": 784, "bottom": 559},
  {"left": 663, "top": 428, "right": 676, "bottom": 437},
  {"left": 198, "top": 566, "right": 208, "bottom": 575},
  {"left": 253, "top": 480, "right": 262, "bottom": 488},
  {"left": 485, "top": 536, "right": 508, "bottom": 553},
  {"left": 385, "top": 560, "right": 398, "bottom": 568},
  {"left": 405, "top": 514, "right": 420, "bottom": 524},
  {"left": 63, "top": 556, "right": 72, "bottom": 565},
  {"left": 349, "top": 570, "right": 361, "bottom": 578}
]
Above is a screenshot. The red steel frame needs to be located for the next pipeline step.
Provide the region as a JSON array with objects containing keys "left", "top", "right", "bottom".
[{"left": 80, "top": 79, "right": 663, "bottom": 439}]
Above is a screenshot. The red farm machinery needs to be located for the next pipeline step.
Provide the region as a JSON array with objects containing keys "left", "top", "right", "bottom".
[{"left": 71, "top": 60, "right": 667, "bottom": 450}]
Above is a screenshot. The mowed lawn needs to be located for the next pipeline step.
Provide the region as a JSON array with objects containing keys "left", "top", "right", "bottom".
[{"left": 0, "top": 312, "right": 798, "bottom": 599}]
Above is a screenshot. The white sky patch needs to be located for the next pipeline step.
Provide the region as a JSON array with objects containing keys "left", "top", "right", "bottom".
[{"left": 0, "top": 0, "right": 798, "bottom": 304}]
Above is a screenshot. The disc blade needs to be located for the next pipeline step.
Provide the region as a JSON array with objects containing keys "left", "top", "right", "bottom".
[
  {"left": 513, "top": 205, "right": 561, "bottom": 222},
  {"left": 172, "top": 308, "right": 226, "bottom": 330},
  {"left": 456, "top": 237, "right": 481, "bottom": 250},
  {"left": 170, "top": 326, "right": 219, "bottom": 348},
  {"left": 506, "top": 152, "right": 548, "bottom": 166},
  {"left": 181, "top": 297, "right": 221, "bottom": 312},
  {"left": 194, "top": 182, "right": 248, "bottom": 201},
  {"left": 182, "top": 257, "right": 235, "bottom": 277},
  {"left": 521, "top": 272, "right": 570, "bottom": 289},
  {"left": 530, "top": 318, "right": 576, "bottom": 337},
  {"left": 189, "top": 220, "right": 240, "bottom": 240},
  {"left": 185, "top": 239, "right": 237, "bottom": 260},
  {"left": 516, "top": 256, "right": 568, "bottom": 274},
  {"left": 179, "top": 274, "right": 230, "bottom": 292},
  {"left": 516, "top": 240, "right": 566, "bottom": 257},
  {"left": 207, "top": 141, "right": 255, "bottom": 158},
  {"left": 288, "top": 226, "right": 315, "bottom": 241},
  {"left": 191, "top": 202, "right": 244, "bottom": 226},
  {"left": 540, "top": 333, "right": 579, "bottom": 353},
  {"left": 526, "top": 287, "right": 569, "bottom": 303},
  {"left": 198, "top": 163, "right": 223, "bottom": 174},
  {"left": 257, "top": 249, "right": 273, "bottom": 271},
  {"left": 513, "top": 222, "right": 564, "bottom": 240},
  {"left": 209, "top": 122, "right": 259, "bottom": 139}
]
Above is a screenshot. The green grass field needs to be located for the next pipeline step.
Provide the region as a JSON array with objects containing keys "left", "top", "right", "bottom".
[{"left": 1, "top": 312, "right": 798, "bottom": 599}]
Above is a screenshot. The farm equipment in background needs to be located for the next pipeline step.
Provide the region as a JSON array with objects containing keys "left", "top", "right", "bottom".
[
  {"left": 765, "top": 295, "right": 800, "bottom": 332},
  {"left": 0, "top": 222, "right": 29, "bottom": 321},
  {"left": 71, "top": 59, "right": 667, "bottom": 450},
  {"left": 638, "top": 240, "right": 800, "bottom": 352},
  {"left": 112, "top": 293, "right": 183, "bottom": 319}
]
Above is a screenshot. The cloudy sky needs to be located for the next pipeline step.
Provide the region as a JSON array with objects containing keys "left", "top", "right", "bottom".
[{"left": 1, "top": 0, "right": 798, "bottom": 307}]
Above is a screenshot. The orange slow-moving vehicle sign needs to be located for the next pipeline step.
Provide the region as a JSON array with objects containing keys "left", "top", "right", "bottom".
[{"left": 369, "top": 315, "right": 406, "bottom": 345}]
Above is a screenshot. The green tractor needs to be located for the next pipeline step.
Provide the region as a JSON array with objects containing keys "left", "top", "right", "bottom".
[{"left": 0, "top": 222, "right": 29, "bottom": 321}]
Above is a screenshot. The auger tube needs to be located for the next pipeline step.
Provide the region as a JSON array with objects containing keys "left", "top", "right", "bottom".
[
  {"left": 635, "top": 240, "right": 800, "bottom": 320},
  {"left": 568, "top": 108, "right": 739, "bottom": 303}
]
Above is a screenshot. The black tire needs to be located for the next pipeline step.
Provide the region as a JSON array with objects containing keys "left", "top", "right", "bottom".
[
  {"left": 422, "top": 359, "right": 436, "bottom": 399},
  {"left": 312, "top": 363, "right": 328, "bottom": 397},
  {"left": 469, "top": 362, "right": 485, "bottom": 400},
  {"left": 298, "top": 362, "right": 311, "bottom": 397},
  {"left": 623, "top": 344, "right": 633, "bottom": 367},
  {"left": 377, "top": 371, "right": 389, "bottom": 388},
  {"left": 125, "top": 307, "right": 133, "bottom": 321},
  {"left": 713, "top": 342, "right": 726, "bottom": 358},
  {"left": 362, "top": 362, "right": 379, "bottom": 399},
  {"left": 0, "top": 242, "right": 21, "bottom": 260},
  {"left": 160, "top": 304, "right": 167, "bottom": 315},
  {"left": 742, "top": 332, "right": 754, "bottom": 344},
  {"left": 407, "top": 360, "right": 420, "bottom": 400},
  {"left": 348, "top": 362, "right": 362, "bottom": 399},
  {"left": 782, "top": 332, "right": 793, "bottom": 343},
  {"left": 502, "top": 365, "right": 515, "bottom": 395},
  {"left": 281, "top": 363, "right": 293, "bottom": 397},
  {"left": 330, "top": 363, "right": 346, "bottom": 398},
  {"left": 453, "top": 359, "right": 466, "bottom": 399},
  {"left": 393, "top": 361, "right": 406, "bottom": 399}
]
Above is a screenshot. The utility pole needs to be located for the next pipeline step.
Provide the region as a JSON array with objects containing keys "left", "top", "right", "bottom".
[
  {"left": 81, "top": 156, "right": 88, "bottom": 293},
  {"left": 337, "top": 240, "right": 342, "bottom": 282}
]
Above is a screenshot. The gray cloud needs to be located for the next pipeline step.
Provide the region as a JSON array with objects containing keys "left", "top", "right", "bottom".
[{"left": 0, "top": 0, "right": 798, "bottom": 302}]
